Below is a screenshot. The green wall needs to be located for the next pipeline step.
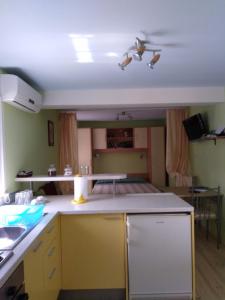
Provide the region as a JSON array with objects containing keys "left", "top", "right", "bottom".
[
  {"left": 190, "top": 103, "right": 225, "bottom": 189},
  {"left": 3, "top": 103, "right": 59, "bottom": 192},
  {"left": 190, "top": 99, "right": 225, "bottom": 238},
  {"left": 93, "top": 152, "right": 147, "bottom": 174},
  {"left": 78, "top": 119, "right": 165, "bottom": 128}
]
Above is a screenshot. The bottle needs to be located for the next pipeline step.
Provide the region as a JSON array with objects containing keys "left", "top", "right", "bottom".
[
  {"left": 84, "top": 165, "right": 89, "bottom": 175},
  {"left": 80, "top": 165, "right": 84, "bottom": 175},
  {"left": 48, "top": 164, "right": 56, "bottom": 176},
  {"left": 64, "top": 164, "right": 72, "bottom": 176}
]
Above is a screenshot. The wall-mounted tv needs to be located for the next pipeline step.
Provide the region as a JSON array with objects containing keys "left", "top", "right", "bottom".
[{"left": 182, "top": 113, "right": 208, "bottom": 141}]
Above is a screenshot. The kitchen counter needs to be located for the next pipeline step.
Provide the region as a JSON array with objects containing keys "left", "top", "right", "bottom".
[
  {"left": 45, "top": 193, "right": 193, "bottom": 214},
  {"left": 0, "top": 192, "right": 193, "bottom": 288}
]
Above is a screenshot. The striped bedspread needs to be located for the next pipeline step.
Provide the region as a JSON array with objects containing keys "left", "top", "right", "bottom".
[{"left": 92, "top": 182, "right": 159, "bottom": 194}]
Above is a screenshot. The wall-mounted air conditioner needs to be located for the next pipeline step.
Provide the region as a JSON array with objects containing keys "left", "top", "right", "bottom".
[{"left": 0, "top": 74, "right": 42, "bottom": 113}]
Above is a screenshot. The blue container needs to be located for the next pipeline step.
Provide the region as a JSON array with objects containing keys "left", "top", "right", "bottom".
[
  {"left": 22, "top": 205, "right": 45, "bottom": 227},
  {"left": 0, "top": 205, "right": 30, "bottom": 226},
  {"left": 0, "top": 204, "right": 45, "bottom": 227}
]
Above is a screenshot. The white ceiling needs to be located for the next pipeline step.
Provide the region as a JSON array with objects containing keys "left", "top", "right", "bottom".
[{"left": 0, "top": 0, "right": 225, "bottom": 92}]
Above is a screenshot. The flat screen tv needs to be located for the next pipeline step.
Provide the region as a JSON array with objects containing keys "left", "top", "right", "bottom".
[{"left": 182, "top": 113, "right": 208, "bottom": 141}]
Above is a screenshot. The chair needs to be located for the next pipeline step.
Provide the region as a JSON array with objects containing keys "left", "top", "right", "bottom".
[
  {"left": 191, "top": 186, "right": 222, "bottom": 249},
  {"left": 38, "top": 181, "right": 62, "bottom": 195}
]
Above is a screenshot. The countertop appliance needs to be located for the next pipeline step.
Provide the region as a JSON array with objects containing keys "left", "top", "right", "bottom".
[{"left": 127, "top": 214, "right": 192, "bottom": 300}]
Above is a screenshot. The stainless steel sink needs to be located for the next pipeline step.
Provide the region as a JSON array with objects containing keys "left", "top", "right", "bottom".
[{"left": 0, "top": 226, "right": 29, "bottom": 250}]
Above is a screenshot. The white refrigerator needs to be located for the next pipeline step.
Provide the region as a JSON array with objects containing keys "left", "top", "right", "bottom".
[{"left": 127, "top": 214, "right": 192, "bottom": 300}]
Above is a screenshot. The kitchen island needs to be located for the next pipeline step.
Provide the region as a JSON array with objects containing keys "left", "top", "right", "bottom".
[
  {"left": 44, "top": 193, "right": 193, "bottom": 214},
  {"left": 0, "top": 193, "right": 195, "bottom": 300}
]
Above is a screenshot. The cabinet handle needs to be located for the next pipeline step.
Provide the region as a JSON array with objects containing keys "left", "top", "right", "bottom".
[
  {"left": 32, "top": 240, "right": 43, "bottom": 253},
  {"left": 48, "top": 267, "right": 56, "bottom": 280},
  {"left": 47, "top": 225, "right": 54, "bottom": 234},
  {"left": 48, "top": 246, "right": 56, "bottom": 257}
]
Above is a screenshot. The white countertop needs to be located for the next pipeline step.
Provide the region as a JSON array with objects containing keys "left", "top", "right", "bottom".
[
  {"left": 0, "top": 192, "right": 193, "bottom": 288},
  {"left": 45, "top": 193, "right": 193, "bottom": 214}
]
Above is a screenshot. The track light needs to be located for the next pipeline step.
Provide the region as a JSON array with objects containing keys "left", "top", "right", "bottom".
[
  {"left": 118, "top": 34, "right": 162, "bottom": 70},
  {"left": 147, "top": 53, "right": 161, "bottom": 69}
]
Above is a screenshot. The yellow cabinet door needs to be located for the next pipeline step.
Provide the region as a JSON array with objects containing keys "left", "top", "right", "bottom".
[
  {"left": 61, "top": 214, "right": 126, "bottom": 290},
  {"left": 24, "top": 216, "right": 61, "bottom": 300},
  {"left": 24, "top": 236, "right": 46, "bottom": 300},
  {"left": 44, "top": 237, "right": 61, "bottom": 300}
]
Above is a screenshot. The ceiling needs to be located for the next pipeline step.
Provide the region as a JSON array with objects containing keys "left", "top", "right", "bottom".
[{"left": 0, "top": 0, "right": 225, "bottom": 93}]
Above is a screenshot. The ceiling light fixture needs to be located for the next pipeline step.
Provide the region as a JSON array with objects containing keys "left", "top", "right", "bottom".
[
  {"left": 118, "top": 34, "right": 161, "bottom": 70},
  {"left": 147, "top": 52, "right": 161, "bottom": 69},
  {"left": 69, "top": 34, "right": 94, "bottom": 63}
]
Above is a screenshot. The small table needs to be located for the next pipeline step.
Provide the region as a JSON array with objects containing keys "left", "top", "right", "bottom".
[
  {"left": 159, "top": 186, "right": 223, "bottom": 248},
  {"left": 158, "top": 186, "right": 220, "bottom": 199}
]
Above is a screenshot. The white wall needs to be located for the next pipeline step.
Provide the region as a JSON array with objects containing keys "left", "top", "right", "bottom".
[
  {"left": 0, "top": 101, "right": 5, "bottom": 194},
  {"left": 43, "top": 87, "right": 225, "bottom": 109}
]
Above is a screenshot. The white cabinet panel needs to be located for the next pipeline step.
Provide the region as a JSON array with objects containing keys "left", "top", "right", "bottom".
[
  {"left": 149, "top": 127, "right": 165, "bottom": 186},
  {"left": 92, "top": 128, "right": 106, "bottom": 149},
  {"left": 78, "top": 128, "right": 92, "bottom": 174},
  {"left": 127, "top": 214, "right": 192, "bottom": 297},
  {"left": 134, "top": 128, "right": 147, "bottom": 148}
]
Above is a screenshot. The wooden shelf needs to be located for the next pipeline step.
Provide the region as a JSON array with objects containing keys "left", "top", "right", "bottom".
[
  {"left": 15, "top": 174, "right": 127, "bottom": 182},
  {"left": 194, "top": 135, "right": 225, "bottom": 145},
  {"left": 107, "top": 128, "right": 134, "bottom": 149},
  {"left": 107, "top": 137, "right": 133, "bottom": 141},
  {"left": 93, "top": 148, "right": 147, "bottom": 153}
]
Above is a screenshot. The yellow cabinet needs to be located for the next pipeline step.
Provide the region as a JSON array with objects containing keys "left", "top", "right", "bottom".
[
  {"left": 61, "top": 214, "right": 126, "bottom": 290},
  {"left": 43, "top": 237, "right": 61, "bottom": 300},
  {"left": 24, "top": 236, "right": 45, "bottom": 300},
  {"left": 24, "top": 216, "right": 61, "bottom": 300}
]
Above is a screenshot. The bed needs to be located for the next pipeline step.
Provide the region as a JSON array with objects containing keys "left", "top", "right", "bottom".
[{"left": 92, "top": 177, "right": 159, "bottom": 194}]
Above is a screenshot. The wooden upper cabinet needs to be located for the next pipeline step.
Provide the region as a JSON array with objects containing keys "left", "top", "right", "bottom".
[
  {"left": 92, "top": 128, "right": 107, "bottom": 150},
  {"left": 93, "top": 127, "right": 148, "bottom": 152},
  {"left": 134, "top": 128, "right": 147, "bottom": 148}
]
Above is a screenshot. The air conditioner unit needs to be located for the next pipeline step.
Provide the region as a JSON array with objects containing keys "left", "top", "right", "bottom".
[{"left": 0, "top": 74, "right": 42, "bottom": 113}]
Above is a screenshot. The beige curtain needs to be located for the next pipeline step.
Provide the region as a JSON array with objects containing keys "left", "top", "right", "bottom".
[
  {"left": 166, "top": 109, "right": 192, "bottom": 186},
  {"left": 59, "top": 112, "right": 78, "bottom": 194}
]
